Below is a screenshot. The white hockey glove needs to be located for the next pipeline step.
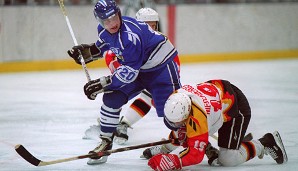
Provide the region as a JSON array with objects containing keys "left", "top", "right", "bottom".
[
  {"left": 67, "top": 43, "right": 101, "bottom": 65},
  {"left": 84, "top": 76, "right": 112, "bottom": 100}
]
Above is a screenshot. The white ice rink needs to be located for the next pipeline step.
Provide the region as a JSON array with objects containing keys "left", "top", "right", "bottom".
[{"left": 1, "top": 59, "right": 298, "bottom": 171}]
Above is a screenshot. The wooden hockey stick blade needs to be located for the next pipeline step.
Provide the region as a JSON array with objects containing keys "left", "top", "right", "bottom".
[
  {"left": 15, "top": 139, "right": 175, "bottom": 166},
  {"left": 15, "top": 144, "right": 91, "bottom": 166}
]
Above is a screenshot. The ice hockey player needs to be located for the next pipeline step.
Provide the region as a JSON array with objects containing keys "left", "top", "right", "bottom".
[
  {"left": 67, "top": 0, "right": 181, "bottom": 165},
  {"left": 145, "top": 80, "right": 288, "bottom": 170},
  {"left": 83, "top": 7, "right": 181, "bottom": 145}
]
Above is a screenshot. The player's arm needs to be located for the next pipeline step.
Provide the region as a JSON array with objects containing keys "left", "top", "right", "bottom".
[
  {"left": 178, "top": 104, "right": 210, "bottom": 166},
  {"left": 83, "top": 38, "right": 142, "bottom": 100},
  {"left": 179, "top": 133, "right": 208, "bottom": 167},
  {"left": 83, "top": 58, "right": 140, "bottom": 100},
  {"left": 104, "top": 37, "right": 143, "bottom": 90},
  {"left": 148, "top": 133, "right": 208, "bottom": 171},
  {"left": 67, "top": 24, "right": 112, "bottom": 65},
  {"left": 168, "top": 127, "right": 209, "bottom": 167}
]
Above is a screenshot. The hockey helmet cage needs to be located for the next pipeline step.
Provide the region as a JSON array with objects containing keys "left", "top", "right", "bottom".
[
  {"left": 94, "top": 0, "right": 120, "bottom": 22},
  {"left": 136, "top": 7, "right": 159, "bottom": 22},
  {"left": 164, "top": 92, "right": 191, "bottom": 123}
]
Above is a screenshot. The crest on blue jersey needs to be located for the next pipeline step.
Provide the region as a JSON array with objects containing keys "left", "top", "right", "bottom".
[{"left": 110, "top": 47, "right": 124, "bottom": 61}]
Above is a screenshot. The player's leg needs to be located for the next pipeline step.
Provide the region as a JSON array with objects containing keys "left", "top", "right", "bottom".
[
  {"left": 233, "top": 84, "right": 288, "bottom": 163},
  {"left": 122, "top": 89, "right": 153, "bottom": 125},
  {"left": 114, "top": 89, "right": 153, "bottom": 144},
  {"left": 147, "top": 60, "right": 181, "bottom": 117},
  {"left": 217, "top": 113, "right": 252, "bottom": 166},
  {"left": 87, "top": 82, "right": 143, "bottom": 165},
  {"left": 217, "top": 83, "right": 253, "bottom": 166},
  {"left": 87, "top": 90, "right": 128, "bottom": 165},
  {"left": 218, "top": 83, "right": 252, "bottom": 149},
  {"left": 83, "top": 84, "right": 146, "bottom": 141},
  {"left": 218, "top": 131, "right": 288, "bottom": 166},
  {"left": 83, "top": 91, "right": 150, "bottom": 141},
  {"left": 114, "top": 59, "right": 180, "bottom": 144},
  {"left": 83, "top": 90, "right": 152, "bottom": 142},
  {"left": 138, "top": 61, "right": 181, "bottom": 158},
  {"left": 218, "top": 83, "right": 287, "bottom": 166}
]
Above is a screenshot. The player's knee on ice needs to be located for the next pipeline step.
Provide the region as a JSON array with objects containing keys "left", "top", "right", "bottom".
[{"left": 218, "top": 148, "right": 246, "bottom": 167}]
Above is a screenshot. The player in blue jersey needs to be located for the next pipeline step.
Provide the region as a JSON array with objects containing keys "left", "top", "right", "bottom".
[
  {"left": 67, "top": 0, "right": 181, "bottom": 165},
  {"left": 82, "top": 7, "right": 181, "bottom": 145}
]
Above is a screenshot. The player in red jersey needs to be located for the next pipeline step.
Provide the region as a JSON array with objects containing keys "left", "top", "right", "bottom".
[{"left": 145, "top": 80, "right": 287, "bottom": 170}]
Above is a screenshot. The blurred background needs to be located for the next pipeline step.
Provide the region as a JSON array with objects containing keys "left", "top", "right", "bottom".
[
  {"left": 0, "top": 0, "right": 298, "bottom": 72},
  {"left": 2, "top": 0, "right": 298, "bottom": 6}
]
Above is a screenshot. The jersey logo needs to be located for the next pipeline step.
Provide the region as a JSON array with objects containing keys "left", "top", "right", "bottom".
[
  {"left": 115, "top": 65, "right": 138, "bottom": 83},
  {"left": 110, "top": 47, "right": 124, "bottom": 61},
  {"left": 124, "top": 31, "right": 140, "bottom": 45},
  {"left": 188, "top": 117, "right": 197, "bottom": 131}
]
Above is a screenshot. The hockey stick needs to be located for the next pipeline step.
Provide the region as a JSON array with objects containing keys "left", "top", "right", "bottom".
[
  {"left": 210, "top": 134, "right": 218, "bottom": 141},
  {"left": 15, "top": 139, "right": 176, "bottom": 167},
  {"left": 57, "top": 0, "right": 91, "bottom": 81},
  {"left": 210, "top": 132, "right": 253, "bottom": 142}
]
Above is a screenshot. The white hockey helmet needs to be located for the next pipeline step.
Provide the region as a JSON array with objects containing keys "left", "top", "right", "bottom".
[
  {"left": 136, "top": 7, "right": 159, "bottom": 22},
  {"left": 164, "top": 93, "right": 192, "bottom": 123}
]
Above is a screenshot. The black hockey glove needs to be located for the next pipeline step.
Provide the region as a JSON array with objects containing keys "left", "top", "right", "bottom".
[
  {"left": 67, "top": 43, "right": 101, "bottom": 65},
  {"left": 84, "top": 76, "right": 112, "bottom": 100},
  {"left": 205, "top": 142, "right": 219, "bottom": 166}
]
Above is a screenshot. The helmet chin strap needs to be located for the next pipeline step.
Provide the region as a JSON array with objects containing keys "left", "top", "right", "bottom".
[{"left": 164, "top": 116, "right": 180, "bottom": 131}]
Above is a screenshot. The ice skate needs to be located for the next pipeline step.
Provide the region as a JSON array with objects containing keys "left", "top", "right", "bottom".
[
  {"left": 140, "top": 139, "right": 176, "bottom": 159},
  {"left": 87, "top": 136, "right": 113, "bottom": 165},
  {"left": 82, "top": 125, "right": 101, "bottom": 140},
  {"left": 259, "top": 131, "right": 288, "bottom": 164},
  {"left": 114, "top": 117, "right": 130, "bottom": 145}
]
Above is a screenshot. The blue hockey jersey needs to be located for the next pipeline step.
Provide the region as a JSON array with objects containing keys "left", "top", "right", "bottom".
[{"left": 95, "top": 16, "right": 178, "bottom": 90}]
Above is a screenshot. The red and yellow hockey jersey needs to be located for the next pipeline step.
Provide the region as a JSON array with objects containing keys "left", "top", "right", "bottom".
[{"left": 173, "top": 80, "right": 236, "bottom": 166}]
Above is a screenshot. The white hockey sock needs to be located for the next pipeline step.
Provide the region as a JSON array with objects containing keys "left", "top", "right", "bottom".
[
  {"left": 239, "top": 140, "right": 263, "bottom": 161},
  {"left": 122, "top": 91, "right": 153, "bottom": 126},
  {"left": 219, "top": 140, "right": 264, "bottom": 166}
]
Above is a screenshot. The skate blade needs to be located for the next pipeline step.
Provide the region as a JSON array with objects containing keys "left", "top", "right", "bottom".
[
  {"left": 114, "top": 137, "right": 127, "bottom": 145},
  {"left": 87, "top": 156, "right": 108, "bottom": 165},
  {"left": 273, "top": 131, "right": 288, "bottom": 163}
]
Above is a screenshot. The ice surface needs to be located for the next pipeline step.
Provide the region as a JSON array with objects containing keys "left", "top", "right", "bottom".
[{"left": 1, "top": 59, "right": 297, "bottom": 171}]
